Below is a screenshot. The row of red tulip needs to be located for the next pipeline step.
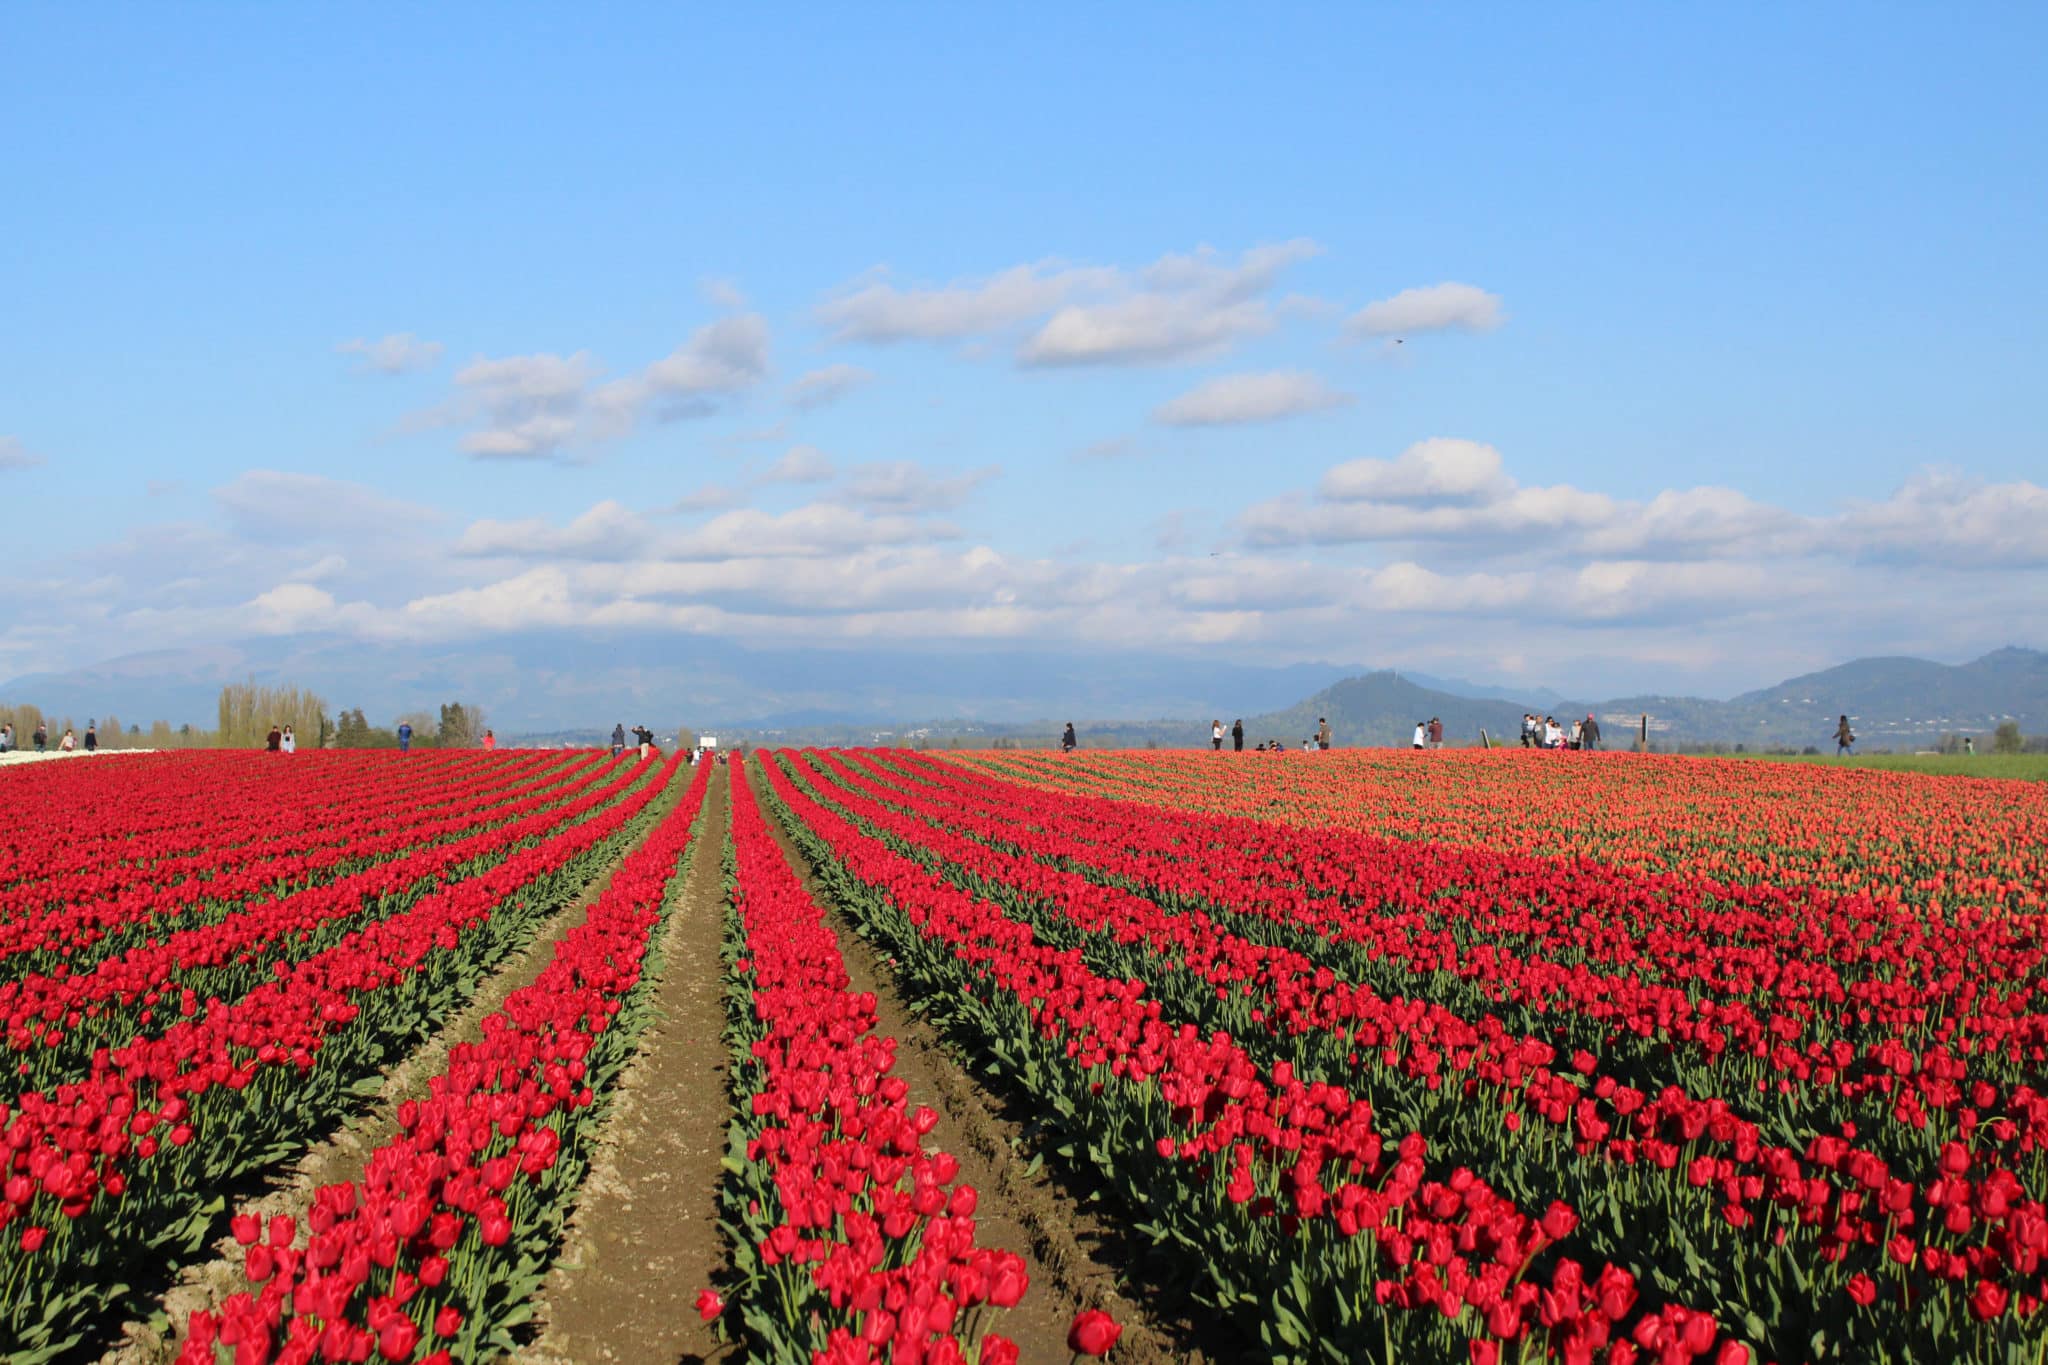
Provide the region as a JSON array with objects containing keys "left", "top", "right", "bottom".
[
  {"left": 1, "top": 754, "right": 645, "bottom": 1100},
  {"left": 863, "top": 750, "right": 2048, "bottom": 1152},
  {"left": 1, "top": 752, "right": 546, "bottom": 904},
  {"left": 0, "top": 753, "right": 603, "bottom": 975},
  {"left": 0, "top": 754, "right": 683, "bottom": 1360},
  {"left": 757, "top": 752, "right": 1744, "bottom": 1365},
  {"left": 789, "top": 750, "right": 2043, "bottom": 1360},
  {"left": 175, "top": 759, "right": 713, "bottom": 1365},
  {"left": 968, "top": 750, "right": 2048, "bottom": 915},
  {"left": 705, "top": 756, "right": 1029, "bottom": 1365}
]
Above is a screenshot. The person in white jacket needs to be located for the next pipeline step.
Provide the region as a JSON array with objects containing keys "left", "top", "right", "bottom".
[{"left": 1411, "top": 721, "right": 1426, "bottom": 750}]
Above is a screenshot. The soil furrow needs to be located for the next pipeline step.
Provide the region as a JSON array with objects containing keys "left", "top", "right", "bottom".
[
  {"left": 99, "top": 762, "right": 686, "bottom": 1365},
  {"left": 525, "top": 764, "right": 734, "bottom": 1365},
  {"left": 759, "top": 774, "right": 1199, "bottom": 1365}
]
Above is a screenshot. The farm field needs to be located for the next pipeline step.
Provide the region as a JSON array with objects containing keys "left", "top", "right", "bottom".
[{"left": 3, "top": 748, "right": 2046, "bottom": 1364}]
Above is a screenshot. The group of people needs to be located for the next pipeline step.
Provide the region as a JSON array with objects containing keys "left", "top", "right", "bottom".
[
  {"left": 0, "top": 720, "right": 99, "bottom": 753},
  {"left": 1208, "top": 716, "right": 1336, "bottom": 754},
  {"left": 1521, "top": 713, "right": 1601, "bottom": 751},
  {"left": 1411, "top": 717, "right": 1446, "bottom": 749},
  {"left": 611, "top": 723, "right": 657, "bottom": 759}
]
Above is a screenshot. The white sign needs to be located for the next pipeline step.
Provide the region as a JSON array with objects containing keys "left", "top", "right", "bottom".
[{"left": 699, "top": 736, "right": 719, "bottom": 749}]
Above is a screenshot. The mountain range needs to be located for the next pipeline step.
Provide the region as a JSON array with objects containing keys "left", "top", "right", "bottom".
[{"left": 2, "top": 640, "right": 2041, "bottom": 751}]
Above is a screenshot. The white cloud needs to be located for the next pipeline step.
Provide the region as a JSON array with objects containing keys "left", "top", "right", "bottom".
[
  {"left": 836, "top": 461, "right": 999, "bottom": 513},
  {"left": 428, "top": 317, "right": 769, "bottom": 460},
  {"left": 1021, "top": 241, "right": 1321, "bottom": 367},
  {"left": 817, "top": 241, "right": 1320, "bottom": 367},
  {"left": 1154, "top": 371, "right": 1351, "bottom": 427},
  {"left": 818, "top": 262, "right": 1117, "bottom": 343},
  {"left": 337, "top": 333, "right": 445, "bottom": 375},
  {"left": 644, "top": 313, "right": 771, "bottom": 400},
  {"left": 448, "top": 352, "right": 599, "bottom": 459},
  {"left": 454, "top": 501, "right": 652, "bottom": 560},
  {"left": 1348, "top": 282, "right": 1504, "bottom": 337},
  {"left": 786, "top": 363, "right": 874, "bottom": 411},
  {"left": 1319, "top": 438, "right": 1513, "bottom": 503},
  {"left": 762, "top": 444, "right": 836, "bottom": 485},
  {"left": 1838, "top": 470, "right": 2048, "bottom": 568},
  {"left": 672, "top": 503, "right": 957, "bottom": 559},
  {"left": 0, "top": 436, "right": 41, "bottom": 471}
]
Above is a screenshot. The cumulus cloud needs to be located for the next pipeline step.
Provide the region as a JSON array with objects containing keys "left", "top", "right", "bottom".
[
  {"left": 762, "top": 444, "right": 836, "bottom": 485},
  {"left": 672, "top": 503, "right": 957, "bottom": 559},
  {"left": 337, "top": 333, "right": 445, "bottom": 375},
  {"left": 1021, "top": 241, "right": 1321, "bottom": 366},
  {"left": 426, "top": 315, "right": 770, "bottom": 460},
  {"left": 817, "top": 241, "right": 1320, "bottom": 367},
  {"left": 1838, "top": 469, "right": 2048, "bottom": 568},
  {"left": 1318, "top": 438, "right": 1514, "bottom": 503},
  {"left": 446, "top": 351, "right": 600, "bottom": 459},
  {"left": 786, "top": 363, "right": 875, "bottom": 411},
  {"left": 1249, "top": 440, "right": 2048, "bottom": 577},
  {"left": 0, "top": 436, "right": 41, "bottom": 471},
  {"left": 454, "top": 501, "right": 653, "bottom": 561},
  {"left": 644, "top": 313, "right": 771, "bottom": 402},
  {"left": 835, "top": 461, "right": 1000, "bottom": 514},
  {"left": 818, "top": 262, "right": 1118, "bottom": 343},
  {"left": 1348, "top": 282, "right": 1504, "bottom": 337},
  {"left": 1153, "top": 371, "right": 1351, "bottom": 427}
]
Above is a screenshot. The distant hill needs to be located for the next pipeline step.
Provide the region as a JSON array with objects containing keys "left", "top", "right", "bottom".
[
  {"left": 1234, "top": 671, "right": 1576, "bottom": 749},
  {"left": 4, "top": 640, "right": 2039, "bottom": 751},
  {"left": 1259, "top": 649, "right": 2047, "bottom": 749}
]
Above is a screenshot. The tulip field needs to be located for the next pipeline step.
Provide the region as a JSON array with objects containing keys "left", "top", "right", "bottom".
[{"left": 4, "top": 746, "right": 2047, "bottom": 1364}]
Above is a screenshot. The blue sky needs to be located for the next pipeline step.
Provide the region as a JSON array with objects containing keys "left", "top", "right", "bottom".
[{"left": 3, "top": 4, "right": 2045, "bottom": 714}]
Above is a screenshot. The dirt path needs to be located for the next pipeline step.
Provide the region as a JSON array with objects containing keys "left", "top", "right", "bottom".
[
  {"left": 525, "top": 765, "right": 734, "bottom": 1365},
  {"left": 101, "top": 767, "right": 686, "bottom": 1365},
  {"left": 758, "top": 775, "right": 1201, "bottom": 1365}
]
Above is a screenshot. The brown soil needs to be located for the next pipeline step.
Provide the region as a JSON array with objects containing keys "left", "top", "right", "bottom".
[
  {"left": 524, "top": 765, "right": 736, "bottom": 1365},
  {"left": 100, "top": 769, "right": 686, "bottom": 1365},
  {"left": 759, "top": 779, "right": 1206, "bottom": 1365}
]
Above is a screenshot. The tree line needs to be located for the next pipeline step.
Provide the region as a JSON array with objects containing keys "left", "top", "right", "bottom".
[{"left": 2, "top": 683, "right": 489, "bottom": 750}]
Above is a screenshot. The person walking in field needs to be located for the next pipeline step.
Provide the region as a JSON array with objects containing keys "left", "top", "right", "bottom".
[
  {"left": 84, "top": 722, "right": 98, "bottom": 752},
  {"left": 281, "top": 725, "right": 296, "bottom": 755},
  {"left": 397, "top": 721, "right": 413, "bottom": 753},
  {"left": 1061, "top": 722, "right": 1077, "bottom": 752},
  {"left": 1231, "top": 718, "right": 1244, "bottom": 752},
  {"left": 1427, "top": 717, "right": 1443, "bottom": 750},
  {"left": 1317, "top": 717, "right": 1332, "bottom": 751},
  {"left": 1581, "top": 714, "right": 1601, "bottom": 752},
  {"left": 482, "top": 729, "right": 496, "bottom": 750},
  {"left": 33, "top": 722, "right": 47, "bottom": 752},
  {"left": 610, "top": 723, "right": 626, "bottom": 758},
  {"left": 60, "top": 728, "right": 76, "bottom": 752},
  {"left": 0, "top": 724, "right": 11, "bottom": 753},
  {"left": 265, "top": 723, "right": 282, "bottom": 753},
  {"left": 1835, "top": 715, "right": 1855, "bottom": 755},
  {"left": 1212, "top": 719, "right": 1224, "bottom": 751},
  {"left": 1411, "top": 721, "right": 1426, "bottom": 750}
]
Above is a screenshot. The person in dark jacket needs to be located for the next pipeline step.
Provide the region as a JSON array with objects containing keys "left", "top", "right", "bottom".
[
  {"left": 1581, "top": 714, "right": 1601, "bottom": 752},
  {"left": 33, "top": 723, "right": 47, "bottom": 752},
  {"left": 1060, "top": 722, "right": 1076, "bottom": 752},
  {"left": 1231, "top": 719, "right": 1244, "bottom": 752},
  {"left": 611, "top": 723, "right": 626, "bottom": 758},
  {"left": 396, "top": 721, "right": 413, "bottom": 753},
  {"left": 1316, "top": 717, "right": 1332, "bottom": 750},
  {"left": 265, "top": 723, "right": 282, "bottom": 753},
  {"left": 84, "top": 722, "right": 98, "bottom": 752},
  {"left": 1835, "top": 715, "right": 1855, "bottom": 755}
]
